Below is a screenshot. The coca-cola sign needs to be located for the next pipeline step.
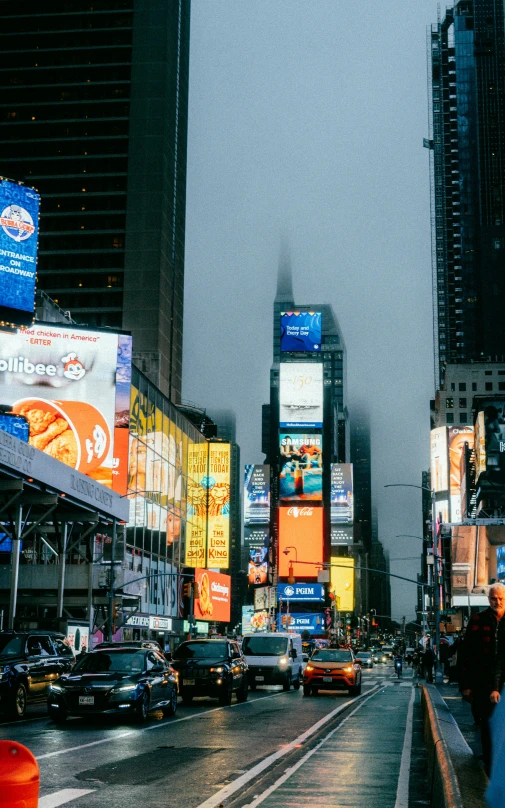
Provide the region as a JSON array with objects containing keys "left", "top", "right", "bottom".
[
  {"left": 279, "top": 507, "right": 323, "bottom": 578},
  {"left": 286, "top": 506, "right": 314, "bottom": 517}
]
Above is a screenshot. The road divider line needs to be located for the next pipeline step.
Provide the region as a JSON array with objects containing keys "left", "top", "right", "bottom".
[
  {"left": 193, "top": 685, "right": 382, "bottom": 808},
  {"left": 39, "top": 789, "right": 95, "bottom": 808},
  {"left": 394, "top": 685, "right": 415, "bottom": 808},
  {"left": 36, "top": 690, "right": 294, "bottom": 760}
]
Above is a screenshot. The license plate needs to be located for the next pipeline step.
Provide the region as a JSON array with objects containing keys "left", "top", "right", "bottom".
[
  {"left": 183, "top": 679, "right": 195, "bottom": 686},
  {"left": 323, "top": 677, "right": 333, "bottom": 683},
  {"left": 255, "top": 676, "right": 264, "bottom": 681},
  {"left": 78, "top": 696, "right": 94, "bottom": 706}
]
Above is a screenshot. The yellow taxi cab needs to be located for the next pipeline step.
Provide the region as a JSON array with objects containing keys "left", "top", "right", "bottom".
[{"left": 303, "top": 647, "right": 361, "bottom": 697}]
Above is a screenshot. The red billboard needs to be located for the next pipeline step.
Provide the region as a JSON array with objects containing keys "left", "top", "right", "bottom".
[
  {"left": 194, "top": 568, "right": 231, "bottom": 623},
  {"left": 278, "top": 507, "right": 323, "bottom": 578}
]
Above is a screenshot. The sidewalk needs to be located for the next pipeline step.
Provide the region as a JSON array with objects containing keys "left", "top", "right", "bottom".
[
  {"left": 435, "top": 682, "right": 483, "bottom": 760},
  {"left": 244, "top": 679, "right": 428, "bottom": 808}
]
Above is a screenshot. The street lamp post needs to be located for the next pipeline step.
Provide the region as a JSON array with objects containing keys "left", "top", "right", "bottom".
[{"left": 385, "top": 483, "right": 441, "bottom": 682}]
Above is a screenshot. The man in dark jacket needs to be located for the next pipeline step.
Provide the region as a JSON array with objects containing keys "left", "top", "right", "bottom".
[{"left": 459, "top": 583, "right": 505, "bottom": 774}]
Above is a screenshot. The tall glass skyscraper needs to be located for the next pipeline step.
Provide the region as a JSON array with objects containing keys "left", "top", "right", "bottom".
[
  {"left": 0, "top": 0, "right": 191, "bottom": 402},
  {"left": 428, "top": 0, "right": 505, "bottom": 386}
]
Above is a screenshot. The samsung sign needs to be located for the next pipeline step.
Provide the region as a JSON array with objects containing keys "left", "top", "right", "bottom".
[{"left": 277, "top": 582, "right": 324, "bottom": 602}]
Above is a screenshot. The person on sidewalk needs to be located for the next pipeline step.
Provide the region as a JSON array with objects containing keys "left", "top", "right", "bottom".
[
  {"left": 459, "top": 582, "right": 505, "bottom": 775},
  {"left": 423, "top": 643, "right": 435, "bottom": 683}
]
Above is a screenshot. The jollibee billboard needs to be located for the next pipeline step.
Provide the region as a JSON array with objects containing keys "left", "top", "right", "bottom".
[
  {"left": 0, "top": 324, "right": 131, "bottom": 492},
  {"left": 278, "top": 506, "right": 323, "bottom": 578},
  {"left": 279, "top": 363, "right": 323, "bottom": 429},
  {"left": 0, "top": 178, "right": 40, "bottom": 327},
  {"left": 194, "top": 568, "right": 231, "bottom": 623}
]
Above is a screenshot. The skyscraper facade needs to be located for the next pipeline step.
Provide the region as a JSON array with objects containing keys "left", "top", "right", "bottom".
[
  {"left": 0, "top": 0, "right": 190, "bottom": 401},
  {"left": 428, "top": 0, "right": 505, "bottom": 387}
]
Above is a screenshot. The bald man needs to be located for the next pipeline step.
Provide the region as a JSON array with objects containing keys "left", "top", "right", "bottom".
[{"left": 459, "top": 583, "right": 505, "bottom": 774}]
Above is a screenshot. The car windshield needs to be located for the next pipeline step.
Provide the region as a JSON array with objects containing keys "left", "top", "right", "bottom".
[
  {"left": 0, "top": 635, "right": 23, "bottom": 658},
  {"left": 73, "top": 650, "right": 146, "bottom": 674},
  {"left": 311, "top": 649, "right": 352, "bottom": 663},
  {"left": 174, "top": 642, "right": 228, "bottom": 659},
  {"left": 356, "top": 653, "right": 370, "bottom": 659},
  {"left": 242, "top": 637, "right": 288, "bottom": 656}
]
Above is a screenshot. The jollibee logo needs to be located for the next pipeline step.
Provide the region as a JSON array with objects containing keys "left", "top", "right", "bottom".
[
  {"left": 62, "top": 353, "right": 86, "bottom": 381},
  {"left": 1, "top": 205, "right": 35, "bottom": 242},
  {"left": 287, "top": 506, "right": 314, "bottom": 518}
]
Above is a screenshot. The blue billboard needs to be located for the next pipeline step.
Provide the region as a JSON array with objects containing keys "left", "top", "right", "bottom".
[
  {"left": 277, "top": 582, "right": 325, "bottom": 602},
  {"left": 497, "top": 545, "right": 505, "bottom": 582},
  {"left": 280, "top": 312, "right": 321, "bottom": 352},
  {"left": 276, "top": 612, "right": 324, "bottom": 633},
  {"left": 0, "top": 178, "right": 40, "bottom": 326}
]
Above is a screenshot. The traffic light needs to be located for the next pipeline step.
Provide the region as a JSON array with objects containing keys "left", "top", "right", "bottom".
[
  {"left": 112, "top": 602, "right": 119, "bottom": 620},
  {"left": 194, "top": 582, "right": 200, "bottom": 599},
  {"left": 183, "top": 582, "right": 192, "bottom": 598}
]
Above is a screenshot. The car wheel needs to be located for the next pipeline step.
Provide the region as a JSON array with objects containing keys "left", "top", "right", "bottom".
[
  {"left": 51, "top": 706, "right": 67, "bottom": 724},
  {"left": 349, "top": 682, "right": 362, "bottom": 697},
  {"left": 312, "top": 688, "right": 319, "bottom": 696},
  {"left": 249, "top": 681, "right": 257, "bottom": 692},
  {"left": 236, "top": 678, "right": 248, "bottom": 703},
  {"left": 218, "top": 678, "right": 233, "bottom": 706},
  {"left": 136, "top": 690, "right": 150, "bottom": 722},
  {"left": 8, "top": 683, "right": 27, "bottom": 719},
  {"left": 303, "top": 685, "right": 312, "bottom": 697},
  {"left": 163, "top": 687, "right": 178, "bottom": 717},
  {"left": 282, "top": 673, "right": 291, "bottom": 692},
  {"left": 181, "top": 691, "right": 193, "bottom": 705}
]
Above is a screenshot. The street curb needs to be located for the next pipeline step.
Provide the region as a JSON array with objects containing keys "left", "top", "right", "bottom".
[{"left": 421, "top": 685, "right": 487, "bottom": 808}]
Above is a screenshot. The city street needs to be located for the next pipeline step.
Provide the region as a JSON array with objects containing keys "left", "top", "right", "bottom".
[{"left": 1, "top": 665, "right": 427, "bottom": 808}]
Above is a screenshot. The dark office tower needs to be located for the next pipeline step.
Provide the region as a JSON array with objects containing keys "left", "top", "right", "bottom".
[
  {"left": 428, "top": 0, "right": 505, "bottom": 387},
  {"left": 0, "top": 0, "right": 190, "bottom": 402}
]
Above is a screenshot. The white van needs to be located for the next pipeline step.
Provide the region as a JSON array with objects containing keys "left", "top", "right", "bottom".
[{"left": 242, "top": 632, "right": 303, "bottom": 691}]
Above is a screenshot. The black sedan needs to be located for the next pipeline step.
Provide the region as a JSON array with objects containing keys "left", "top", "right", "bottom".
[{"left": 47, "top": 647, "right": 177, "bottom": 723}]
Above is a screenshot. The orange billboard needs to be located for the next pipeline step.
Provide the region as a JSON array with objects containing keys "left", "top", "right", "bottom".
[
  {"left": 194, "top": 568, "right": 231, "bottom": 623},
  {"left": 278, "top": 506, "right": 323, "bottom": 578}
]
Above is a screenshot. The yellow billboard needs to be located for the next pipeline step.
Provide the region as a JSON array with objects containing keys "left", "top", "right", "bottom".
[
  {"left": 430, "top": 427, "right": 448, "bottom": 492},
  {"left": 330, "top": 556, "right": 354, "bottom": 612},
  {"left": 474, "top": 411, "right": 487, "bottom": 479},
  {"left": 207, "top": 443, "right": 231, "bottom": 568},
  {"left": 185, "top": 443, "right": 207, "bottom": 567}
]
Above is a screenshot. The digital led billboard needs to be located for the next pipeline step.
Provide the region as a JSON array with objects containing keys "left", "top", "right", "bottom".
[
  {"left": 0, "top": 324, "right": 132, "bottom": 491},
  {"left": 244, "top": 464, "right": 270, "bottom": 524},
  {"left": 244, "top": 525, "right": 270, "bottom": 547},
  {"left": 248, "top": 546, "right": 268, "bottom": 585},
  {"left": 430, "top": 427, "right": 448, "bottom": 492},
  {"left": 207, "top": 443, "right": 231, "bottom": 567},
  {"left": 194, "top": 568, "right": 231, "bottom": 623},
  {"left": 279, "top": 363, "right": 323, "bottom": 429},
  {"left": 497, "top": 545, "right": 505, "bottom": 582},
  {"left": 474, "top": 400, "right": 505, "bottom": 480},
  {"left": 330, "top": 464, "right": 353, "bottom": 524},
  {"left": 280, "top": 311, "right": 322, "bottom": 352},
  {"left": 278, "top": 506, "right": 323, "bottom": 578},
  {"left": 0, "top": 178, "right": 40, "bottom": 326},
  {"left": 475, "top": 412, "right": 486, "bottom": 478},
  {"left": 330, "top": 556, "right": 354, "bottom": 612},
  {"left": 448, "top": 426, "right": 473, "bottom": 523},
  {"left": 276, "top": 612, "right": 323, "bottom": 633},
  {"left": 330, "top": 525, "right": 354, "bottom": 546},
  {"left": 279, "top": 433, "right": 322, "bottom": 501}
]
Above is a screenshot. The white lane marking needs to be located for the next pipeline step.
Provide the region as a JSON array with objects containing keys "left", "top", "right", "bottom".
[
  {"left": 36, "top": 690, "right": 294, "bottom": 760},
  {"left": 194, "top": 685, "right": 382, "bottom": 808},
  {"left": 400, "top": 682, "right": 413, "bottom": 687},
  {"left": 39, "top": 789, "right": 95, "bottom": 808},
  {"left": 394, "top": 686, "right": 415, "bottom": 808},
  {"left": 0, "top": 715, "right": 47, "bottom": 728}
]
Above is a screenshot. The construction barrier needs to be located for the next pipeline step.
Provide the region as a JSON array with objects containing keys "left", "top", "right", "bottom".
[{"left": 0, "top": 740, "right": 40, "bottom": 808}]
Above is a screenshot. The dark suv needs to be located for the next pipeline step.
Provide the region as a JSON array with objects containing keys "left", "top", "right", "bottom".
[
  {"left": 171, "top": 639, "right": 248, "bottom": 706},
  {"left": 0, "top": 631, "right": 75, "bottom": 718}
]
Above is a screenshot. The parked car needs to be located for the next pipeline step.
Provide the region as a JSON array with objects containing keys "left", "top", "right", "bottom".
[
  {"left": 0, "top": 630, "right": 75, "bottom": 718},
  {"left": 303, "top": 647, "right": 361, "bottom": 697},
  {"left": 355, "top": 652, "right": 374, "bottom": 668},
  {"left": 171, "top": 639, "right": 248, "bottom": 706},
  {"left": 47, "top": 646, "right": 177, "bottom": 723}
]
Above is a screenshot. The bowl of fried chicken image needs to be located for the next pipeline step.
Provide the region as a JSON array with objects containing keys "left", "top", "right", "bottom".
[{"left": 12, "top": 397, "right": 111, "bottom": 475}]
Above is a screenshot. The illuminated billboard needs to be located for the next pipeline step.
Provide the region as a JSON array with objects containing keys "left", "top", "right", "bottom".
[
  {"left": 0, "top": 324, "right": 132, "bottom": 490},
  {"left": 430, "top": 427, "right": 448, "bottom": 492},
  {"left": 278, "top": 506, "right": 323, "bottom": 578},
  {"left": 330, "top": 556, "right": 354, "bottom": 612},
  {"left": 279, "top": 433, "right": 322, "bottom": 501},
  {"left": 474, "top": 400, "right": 505, "bottom": 480},
  {"left": 244, "top": 525, "right": 269, "bottom": 546},
  {"left": 330, "top": 525, "right": 354, "bottom": 545},
  {"left": 279, "top": 363, "right": 323, "bottom": 429},
  {"left": 194, "top": 568, "right": 231, "bottom": 623},
  {"left": 280, "top": 311, "right": 322, "bottom": 352},
  {"left": 248, "top": 546, "right": 268, "bottom": 585},
  {"left": 448, "top": 426, "right": 473, "bottom": 523},
  {"left": 244, "top": 464, "right": 270, "bottom": 524},
  {"left": 207, "top": 443, "right": 231, "bottom": 568},
  {"left": 497, "top": 545, "right": 505, "bottom": 582},
  {"left": 475, "top": 411, "right": 486, "bottom": 478},
  {"left": 0, "top": 178, "right": 40, "bottom": 327},
  {"left": 330, "top": 464, "right": 353, "bottom": 524}
]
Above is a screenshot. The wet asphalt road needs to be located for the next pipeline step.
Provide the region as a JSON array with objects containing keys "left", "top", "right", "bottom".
[{"left": 1, "top": 666, "right": 397, "bottom": 808}]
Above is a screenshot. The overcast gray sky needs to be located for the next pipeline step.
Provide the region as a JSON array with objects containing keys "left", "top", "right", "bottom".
[{"left": 183, "top": 1, "right": 440, "bottom": 621}]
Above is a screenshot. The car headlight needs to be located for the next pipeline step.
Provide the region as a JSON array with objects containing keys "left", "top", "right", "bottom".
[
  {"left": 111, "top": 683, "right": 137, "bottom": 694},
  {"left": 210, "top": 666, "right": 224, "bottom": 673},
  {"left": 278, "top": 656, "right": 289, "bottom": 667},
  {"left": 344, "top": 667, "right": 353, "bottom": 673},
  {"left": 305, "top": 664, "right": 314, "bottom": 672},
  {"left": 50, "top": 683, "right": 65, "bottom": 693}
]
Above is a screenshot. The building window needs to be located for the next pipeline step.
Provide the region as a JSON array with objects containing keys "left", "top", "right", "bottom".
[
  {"left": 485, "top": 370, "right": 493, "bottom": 376},
  {"left": 459, "top": 398, "right": 467, "bottom": 408},
  {"left": 446, "top": 413, "right": 454, "bottom": 424},
  {"left": 459, "top": 413, "right": 468, "bottom": 424},
  {"left": 472, "top": 382, "right": 477, "bottom": 391},
  {"left": 499, "top": 382, "right": 505, "bottom": 391},
  {"left": 450, "top": 382, "right": 455, "bottom": 391},
  {"left": 446, "top": 398, "right": 454, "bottom": 408},
  {"left": 458, "top": 382, "right": 466, "bottom": 391},
  {"left": 486, "top": 382, "right": 493, "bottom": 391}
]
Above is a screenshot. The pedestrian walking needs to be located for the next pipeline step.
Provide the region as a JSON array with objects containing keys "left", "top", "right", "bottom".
[
  {"left": 423, "top": 643, "right": 435, "bottom": 683},
  {"left": 459, "top": 582, "right": 505, "bottom": 775}
]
